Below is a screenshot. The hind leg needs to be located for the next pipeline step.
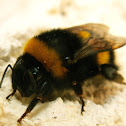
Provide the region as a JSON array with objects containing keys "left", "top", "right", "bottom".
[
  {"left": 101, "top": 64, "right": 117, "bottom": 80},
  {"left": 100, "top": 64, "right": 125, "bottom": 84}
]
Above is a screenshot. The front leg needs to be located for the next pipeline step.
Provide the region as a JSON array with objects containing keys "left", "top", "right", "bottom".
[
  {"left": 72, "top": 81, "right": 85, "bottom": 114},
  {"left": 17, "top": 97, "right": 40, "bottom": 123},
  {"left": 17, "top": 81, "right": 49, "bottom": 123},
  {"left": 6, "top": 89, "right": 16, "bottom": 100}
]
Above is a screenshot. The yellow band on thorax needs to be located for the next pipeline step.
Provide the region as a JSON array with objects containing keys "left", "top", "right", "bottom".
[
  {"left": 23, "top": 38, "right": 68, "bottom": 78},
  {"left": 79, "top": 31, "right": 91, "bottom": 40}
]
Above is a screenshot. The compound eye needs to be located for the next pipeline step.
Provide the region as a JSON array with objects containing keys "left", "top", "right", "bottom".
[{"left": 32, "top": 67, "right": 39, "bottom": 80}]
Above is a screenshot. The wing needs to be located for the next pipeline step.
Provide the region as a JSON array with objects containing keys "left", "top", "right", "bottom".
[
  {"left": 66, "top": 23, "right": 126, "bottom": 63},
  {"left": 66, "top": 23, "right": 109, "bottom": 39}
]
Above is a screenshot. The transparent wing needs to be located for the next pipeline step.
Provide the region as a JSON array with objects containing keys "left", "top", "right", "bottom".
[{"left": 66, "top": 23, "right": 126, "bottom": 63}]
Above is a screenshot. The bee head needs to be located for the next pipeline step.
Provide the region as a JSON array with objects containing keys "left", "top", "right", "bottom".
[{"left": 12, "top": 54, "right": 45, "bottom": 97}]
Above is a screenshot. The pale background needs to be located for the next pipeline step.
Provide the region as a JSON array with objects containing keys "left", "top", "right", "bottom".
[{"left": 0, "top": 0, "right": 126, "bottom": 126}]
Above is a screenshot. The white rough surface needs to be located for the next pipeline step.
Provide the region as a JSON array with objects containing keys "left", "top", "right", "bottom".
[{"left": 0, "top": 0, "right": 126, "bottom": 126}]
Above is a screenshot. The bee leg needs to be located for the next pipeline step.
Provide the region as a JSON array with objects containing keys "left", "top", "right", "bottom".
[
  {"left": 17, "top": 97, "right": 40, "bottom": 123},
  {"left": 17, "top": 81, "right": 48, "bottom": 123},
  {"left": 80, "top": 96, "right": 85, "bottom": 114},
  {"left": 101, "top": 64, "right": 118, "bottom": 80},
  {"left": 6, "top": 89, "right": 16, "bottom": 100},
  {"left": 113, "top": 73, "right": 126, "bottom": 84},
  {"left": 101, "top": 64, "right": 125, "bottom": 84},
  {"left": 72, "top": 82, "right": 85, "bottom": 114}
]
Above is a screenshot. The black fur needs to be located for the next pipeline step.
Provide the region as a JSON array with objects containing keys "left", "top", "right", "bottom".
[
  {"left": 0, "top": 29, "right": 119, "bottom": 122},
  {"left": 36, "top": 29, "right": 82, "bottom": 61}
]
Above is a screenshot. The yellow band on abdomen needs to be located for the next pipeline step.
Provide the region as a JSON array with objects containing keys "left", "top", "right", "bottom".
[{"left": 97, "top": 51, "right": 110, "bottom": 65}]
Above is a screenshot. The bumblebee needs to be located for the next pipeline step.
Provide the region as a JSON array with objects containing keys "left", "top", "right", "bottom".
[{"left": 0, "top": 23, "right": 126, "bottom": 123}]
